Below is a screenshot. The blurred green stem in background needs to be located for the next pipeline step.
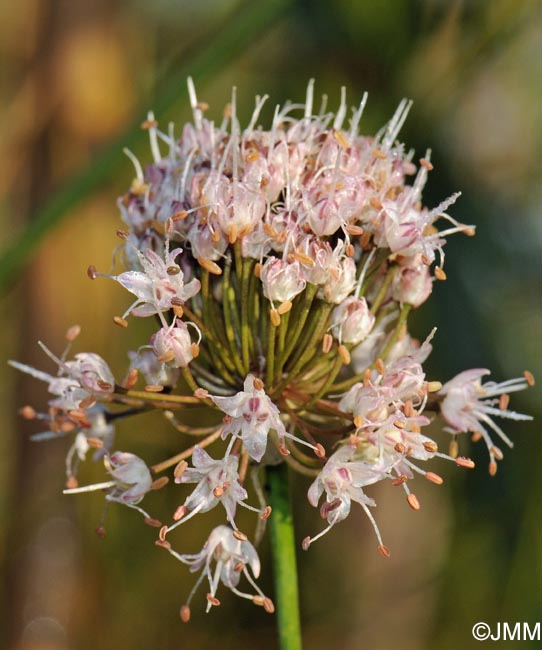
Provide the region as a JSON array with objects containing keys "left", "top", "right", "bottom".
[
  {"left": 0, "top": 0, "right": 291, "bottom": 294},
  {"left": 268, "top": 463, "right": 303, "bottom": 650}
]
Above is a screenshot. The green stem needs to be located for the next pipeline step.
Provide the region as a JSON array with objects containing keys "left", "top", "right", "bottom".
[{"left": 267, "top": 463, "right": 303, "bottom": 650}]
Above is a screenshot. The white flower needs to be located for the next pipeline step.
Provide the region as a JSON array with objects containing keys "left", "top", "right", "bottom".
[
  {"left": 151, "top": 319, "right": 196, "bottom": 368},
  {"left": 330, "top": 296, "right": 375, "bottom": 345}
]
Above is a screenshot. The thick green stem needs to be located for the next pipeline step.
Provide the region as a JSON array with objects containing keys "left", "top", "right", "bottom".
[{"left": 267, "top": 463, "right": 303, "bottom": 650}]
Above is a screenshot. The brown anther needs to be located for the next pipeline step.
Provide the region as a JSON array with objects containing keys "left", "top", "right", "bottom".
[
  {"left": 425, "top": 471, "right": 444, "bottom": 485},
  {"left": 180, "top": 605, "right": 191, "bottom": 623},
  {"left": 489, "top": 461, "right": 498, "bottom": 477},
  {"left": 157, "top": 351, "right": 175, "bottom": 364},
  {"left": 206, "top": 594, "right": 221, "bottom": 607},
  {"left": 263, "top": 597, "right": 275, "bottom": 614},
  {"left": 449, "top": 439, "right": 459, "bottom": 458},
  {"left": 155, "top": 539, "right": 171, "bottom": 550},
  {"left": 260, "top": 506, "right": 272, "bottom": 520},
  {"left": 213, "top": 486, "right": 224, "bottom": 498},
  {"left": 377, "top": 544, "right": 391, "bottom": 559},
  {"left": 116, "top": 229, "right": 129, "bottom": 240},
  {"left": 499, "top": 394, "right": 510, "bottom": 410},
  {"left": 159, "top": 525, "right": 168, "bottom": 541},
  {"left": 471, "top": 431, "right": 482, "bottom": 443},
  {"left": 198, "top": 258, "right": 222, "bottom": 275},
  {"left": 173, "top": 506, "right": 187, "bottom": 522},
  {"left": 194, "top": 387, "right": 209, "bottom": 399},
  {"left": 124, "top": 368, "right": 139, "bottom": 389},
  {"left": 391, "top": 475, "right": 408, "bottom": 486},
  {"left": 86, "top": 437, "right": 104, "bottom": 449},
  {"left": 277, "top": 300, "right": 292, "bottom": 315},
  {"left": 421, "top": 254, "right": 432, "bottom": 266},
  {"left": 20, "top": 405, "right": 37, "bottom": 420},
  {"left": 144, "top": 384, "right": 164, "bottom": 393},
  {"left": 372, "top": 148, "right": 387, "bottom": 160},
  {"left": 253, "top": 595, "right": 265, "bottom": 607},
  {"left": 233, "top": 530, "right": 248, "bottom": 541},
  {"left": 95, "top": 526, "right": 106, "bottom": 538},
  {"left": 233, "top": 561, "right": 244, "bottom": 573},
  {"left": 254, "top": 263, "right": 262, "bottom": 278},
  {"left": 65, "top": 324, "right": 81, "bottom": 342},
  {"left": 151, "top": 476, "right": 169, "bottom": 490},
  {"left": 423, "top": 441, "right": 438, "bottom": 453},
  {"left": 426, "top": 381, "right": 442, "bottom": 393},
  {"left": 524, "top": 370, "right": 535, "bottom": 386},
  {"left": 252, "top": 378, "right": 264, "bottom": 391},
  {"left": 66, "top": 475, "right": 78, "bottom": 489},
  {"left": 456, "top": 456, "right": 475, "bottom": 469},
  {"left": 393, "top": 419, "right": 405, "bottom": 429},
  {"left": 245, "top": 150, "right": 260, "bottom": 163},
  {"left": 345, "top": 243, "right": 355, "bottom": 257},
  {"left": 166, "top": 265, "right": 181, "bottom": 276},
  {"left": 173, "top": 460, "right": 188, "bottom": 479},
  {"left": 394, "top": 443, "right": 407, "bottom": 455},
  {"left": 491, "top": 446, "right": 504, "bottom": 461},
  {"left": 407, "top": 493, "right": 421, "bottom": 511},
  {"left": 375, "top": 358, "right": 385, "bottom": 375},
  {"left": 97, "top": 380, "right": 113, "bottom": 391},
  {"left": 190, "top": 343, "right": 200, "bottom": 359},
  {"left": 419, "top": 158, "right": 433, "bottom": 171},
  {"left": 333, "top": 129, "right": 349, "bottom": 149},
  {"left": 87, "top": 265, "right": 98, "bottom": 280},
  {"left": 301, "top": 536, "right": 311, "bottom": 551},
  {"left": 144, "top": 517, "right": 163, "bottom": 528},
  {"left": 270, "top": 309, "right": 281, "bottom": 327},
  {"left": 322, "top": 333, "right": 333, "bottom": 354},
  {"left": 171, "top": 209, "right": 189, "bottom": 221},
  {"left": 278, "top": 444, "right": 290, "bottom": 456},
  {"left": 113, "top": 316, "right": 128, "bottom": 328},
  {"left": 314, "top": 443, "right": 326, "bottom": 460},
  {"left": 345, "top": 224, "right": 363, "bottom": 236},
  {"left": 434, "top": 266, "right": 447, "bottom": 281},
  {"left": 353, "top": 415, "right": 363, "bottom": 429},
  {"left": 338, "top": 345, "right": 351, "bottom": 365},
  {"left": 141, "top": 118, "right": 158, "bottom": 130}
]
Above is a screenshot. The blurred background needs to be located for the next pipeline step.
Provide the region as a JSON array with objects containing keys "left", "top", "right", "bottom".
[{"left": 0, "top": 0, "right": 540, "bottom": 648}]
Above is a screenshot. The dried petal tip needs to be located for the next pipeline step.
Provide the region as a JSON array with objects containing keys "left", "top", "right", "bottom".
[
  {"left": 302, "top": 536, "right": 311, "bottom": 551},
  {"left": 180, "top": 605, "right": 191, "bottom": 623},
  {"left": 456, "top": 456, "right": 475, "bottom": 469},
  {"left": 407, "top": 493, "right": 421, "bottom": 511},
  {"left": 523, "top": 370, "right": 535, "bottom": 387},
  {"left": 377, "top": 544, "right": 391, "bottom": 559}
]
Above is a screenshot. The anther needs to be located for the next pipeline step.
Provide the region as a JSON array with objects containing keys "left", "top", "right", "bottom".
[
  {"left": 425, "top": 471, "right": 444, "bottom": 485},
  {"left": 263, "top": 598, "right": 275, "bottom": 614},
  {"left": 180, "top": 605, "right": 191, "bottom": 623},
  {"left": 245, "top": 150, "right": 259, "bottom": 163},
  {"left": 407, "top": 493, "right": 421, "bottom": 510},
  {"left": 260, "top": 506, "right": 272, "bottom": 520},
  {"left": 198, "top": 258, "right": 222, "bottom": 275},
  {"left": 277, "top": 300, "right": 292, "bottom": 315},
  {"left": 254, "top": 263, "right": 262, "bottom": 278},
  {"left": 314, "top": 443, "right": 326, "bottom": 459},
  {"left": 489, "top": 461, "right": 498, "bottom": 477},
  {"left": 173, "top": 460, "right": 188, "bottom": 479},
  {"left": 194, "top": 388, "right": 209, "bottom": 399},
  {"left": 155, "top": 539, "right": 171, "bottom": 550},
  {"left": 338, "top": 345, "right": 351, "bottom": 364},
  {"left": 20, "top": 405, "right": 36, "bottom": 420},
  {"left": 190, "top": 343, "right": 200, "bottom": 358},
  {"left": 394, "top": 442, "right": 407, "bottom": 454},
  {"left": 159, "top": 525, "right": 168, "bottom": 541},
  {"left": 144, "top": 517, "right": 163, "bottom": 528},
  {"left": 233, "top": 530, "right": 248, "bottom": 541},
  {"left": 419, "top": 158, "right": 433, "bottom": 170},
  {"left": 233, "top": 562, "right": 244, "bottom": 573},
  {"left": 213, "top": 486, "right": 224, "bottom": 498},
  {"left": 173, "top": 306, "right": 184, "bottom": 319},
  {"left": 491, "top": 446, "right": 504, "bottom": 461},
  {"left": 377, "top": 544, "right": 391, "bottom": 559},
  {"left": 403, "top": 400, "right": 413, "bottom": 417},
  {"left": 423, "top": 441, "right": 438, "bottom": 453},
  {"left": 471, "top": 431, "right": 482, "bottom": 443},
  {"left": 97, "top": 380, "right": 113, "bottom": 391},
  {"left": 171, "top": 210, "right": 188, "bottom": 221},
  {"left": 349, "top": 433, "right": 359, "bottom": 447},
  {"left": 345, "top": 244, "right": 355, "bottom": 257},
  {"left": 173, "top": 506, "right": 187, "bottom": 522},
  {"left": 421, "top": 254, "right": 432, "bottom": 265},
  {"left": 392, "top": 475, "right": 408, "bottom": 486},
  {"left": 270, "top": 309, "right": 281, "bottom": 327},
  {"left": 65, "top": 324, "right": 81, "bottom": 342},
  {"left": 293, "top": 251, "right": 314, "bottom": 267},
  {"left": 166, "top": 265, "right": 180, "bottom": 275},
  {"left": 228, "top": 224, "right": 238, "bottom": 244},
  {"left": 253, "top": 378, "right": 264, "bottom": 391},
  {"left": 113, "top": 316, "right": 128, "bottom": 328},
  {"left": 456, "top": 456, "right": 475, "bottom": 469},
  {"left": 124, "top": 368, "right": 139, "bottom": 389},
  {"left": 449, "top": 439, "right": 459, "bottom": 458},
  {"left": 145, "top": 384, "right": 164, "bottom": 392},
  {"left": 372, "top": 148, "right": 387, "bottom": 160},
  {"left": 393, "top": 419, "right": 405, "bottom": 429},
  {"left": 157, "top": 351, "right": 175, "bottom": 363},
  {"left": 301, "top": 536, "right": 311, "bottom": 551},
  {"left": 87, "top": 437, "right": 104, "bottom": 449},
  {"left": 353, "top": 415, "right": 363, "bottom": 429},
  {"left": 375, "top": 358, "right": 385, "bottom": 375},
  {"left": 253, "top": 595, "right": 265, "bottom": 607},
  {"left": 116, "top": 229, "right": 129, "bottom": 239},
  {"left": 87, "top": 265, "right": 97, "bottom": 280},
  {"left": 524, "top": 370, "right": 535, "bottom": 386},
  {"left": 333, "top": 129, "right": 349, "bottom": 149},
  {"left": 322, "top": 333, "right": 333, "bottom": 354},
  {"left": 426, "top": 381, "right": 442, "bottom": 393},
  {"left": 345, "top": 224, "right": 363, "bottom": 236},
  {"left": 66, "top": 475, "right": 78, "bottom": 489},
  {"left": 434, "top": 267, "right": 447, "bottom": 281},
  {"left": 499, "top": 394, "right": 510, "bottom": 410},
  {"left": 151, "top": 476, "right": 169, "bottom": 490},
  {"left": 278, "top": 444, "right": 290, "bottom": 456},
  {"left": 96, "top": 526, "right": 106, "bottom": 538},
  {"left": 141, "top": 118, "right": 158, "bottom": 130},
  {"left": 206, "top": 594, "right": 221, "bottom": 607}
]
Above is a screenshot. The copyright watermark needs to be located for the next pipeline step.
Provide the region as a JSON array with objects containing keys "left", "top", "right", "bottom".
[{"left": 472, "top": 622, "right": 540, "bottom": 642}]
